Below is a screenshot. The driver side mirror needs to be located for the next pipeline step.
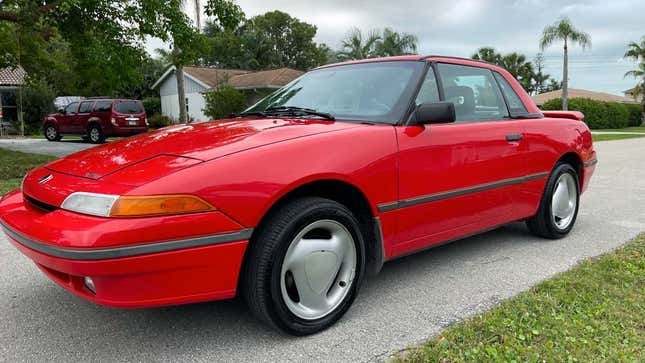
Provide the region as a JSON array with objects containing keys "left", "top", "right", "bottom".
[
  {"left": 413, "top": 102, "right": 455, "bottom": 125},
  {"left": 58, "top": 107, "right": 66, "bottom": 114}
]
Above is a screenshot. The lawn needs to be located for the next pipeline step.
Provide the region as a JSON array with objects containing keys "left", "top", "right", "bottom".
[
  {"left": 0, "top": 148, "right": 56, "bottom": 195},
  {"left": 592, "top": 134, "right": 645, "bottom": 142},
  {"left": 596, "top": 126, "right": 645, "bottom": 133},
  {"left": 397, "top": 234, "right": 645, "bottom": 363}
]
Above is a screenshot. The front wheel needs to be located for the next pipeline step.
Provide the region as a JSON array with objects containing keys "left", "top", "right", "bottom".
[
  {"left": 242, "top": 197, "right": 365, "bottom": 335},
  {"left": 526, "top": 162, "right": 580, "bottom": 239},
  {"left": 44, "top": 125, "right": 61, "bottom": 141}
]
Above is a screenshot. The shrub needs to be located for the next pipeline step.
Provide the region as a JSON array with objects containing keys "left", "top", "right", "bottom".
[
  {"left": 540, "top": 97, "right": 641, "bottom": 129},
  {"left": 22, "top": 77, "right": 56, "bottom": 134},
  {"left": 203, "top": 84, "right": 246, "bottom": 120},
  {"left": 148, "top": 114, "right": 173, "bottom": 129},
  {"left": 142, "top": 97, "right": 161, "bottom": 117}
]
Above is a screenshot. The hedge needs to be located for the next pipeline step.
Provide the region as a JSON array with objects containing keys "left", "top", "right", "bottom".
[{"left": 540, "top": 97, "right": 642, "bottom": 129}]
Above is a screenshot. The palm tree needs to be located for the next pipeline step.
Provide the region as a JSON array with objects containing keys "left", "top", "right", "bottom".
[
  {"left": 624, "top": 36, "right": 645, "bottom": 125},
  {"left": 337, "top": 28, "right": 381, "bottom": 61},
  {"left": 540, "top": 17, "right": 591, "bottom": 110},
  {"left": 500, "top": 53, "right": 534, "bottom": 92},
  {"left": 471, "top": 47, "right": 502, "bottom": 64},
  {"left": 375, "top": 28, "right": 418, "bottom": 57}
]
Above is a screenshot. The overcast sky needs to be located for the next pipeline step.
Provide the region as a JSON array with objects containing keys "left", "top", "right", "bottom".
[{"left": 156, "top": 0, "right": 645, "bottom": 95}]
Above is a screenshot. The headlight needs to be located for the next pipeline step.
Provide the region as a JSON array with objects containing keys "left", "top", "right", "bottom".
[
  {"left": 61, "top": 192, "right": 215, "bottom": 218},
  {"left": 61, "top": 192, "right": 119, "bottom": 217}
]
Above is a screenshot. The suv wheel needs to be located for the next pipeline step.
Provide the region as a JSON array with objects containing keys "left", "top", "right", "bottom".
[
  {"left": 88, "top": 124, "right": 105, "bottom": 144},
  {"left": 242, "top": 197, "right": 365, "bottom": 335},
  {"left": 44, "top": 125, "right": 61, "bottom": 141}
]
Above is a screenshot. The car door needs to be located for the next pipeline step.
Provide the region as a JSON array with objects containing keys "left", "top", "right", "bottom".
[
  {"left": 76, "top": 101, "right": 95, "bottom": 133},
  {"left": 392, "top": 62, "right": 528, "bottom": 256},
  {"left": 59, "top": 102, "right": 79, "bottom": 133}
]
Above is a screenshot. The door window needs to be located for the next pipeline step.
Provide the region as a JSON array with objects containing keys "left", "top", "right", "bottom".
[
  {"left": 415, "top": 68, "right": 440, "bottom": 105},
  {"left": 78, "top": 101, "right": 94, "bottom": 113},
  {"left": 65, "top": 102, "right": 79, "bottom": 115},
  {"left": 436, "top": 63, "right": 509, "bottom": 122}
]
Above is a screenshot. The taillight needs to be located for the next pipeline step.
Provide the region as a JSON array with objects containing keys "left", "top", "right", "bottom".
[{"left": 110, "top": 118, "right": 118, "bottom": 126}]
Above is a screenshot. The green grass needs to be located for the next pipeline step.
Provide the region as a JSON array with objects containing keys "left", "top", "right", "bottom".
[
  {"left": 596, "top": 126, "right": 645, "bottom": 133},
  {"left": 0, "top": 148, "right": 56, "bottom": 195},
  {"left": 592, "top": 134, "right": 645, "bottom": 142},
  {"left": 398, "top": 234, "right": 645, "bottom": 363}
]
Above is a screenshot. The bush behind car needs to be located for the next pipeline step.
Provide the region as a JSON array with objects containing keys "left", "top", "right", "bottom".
[{"left": 541, "top": 97, "right": 642, "bottom": 129}]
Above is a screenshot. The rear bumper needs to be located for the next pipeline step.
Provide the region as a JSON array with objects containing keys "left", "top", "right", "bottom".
[
  {"left": 105, "top": 125, "right": 148, "bottom": 137},
  {"left": 0, "top": 190, "right": 250, "bottom": 308}
]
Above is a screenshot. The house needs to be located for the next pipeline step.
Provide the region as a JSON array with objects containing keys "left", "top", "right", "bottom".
[
  {"left": 623, "top": 87, "right": 643, "bottom": 103},
  {"left": 532, "top": 88, "right": 640, "bottom": 107},
  {"left": 0, "top": 66, "right": 26, "bottom": 126},
  {"left": 152, "top": 66, "right": 303, "bottom": 122}
]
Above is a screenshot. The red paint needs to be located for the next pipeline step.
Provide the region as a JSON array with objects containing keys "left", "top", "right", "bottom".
[{"left": 1, "top": 56, "right": 596, "bottom": 308}]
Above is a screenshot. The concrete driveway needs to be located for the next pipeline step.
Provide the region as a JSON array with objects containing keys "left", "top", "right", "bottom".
[
  {"left": 1, "top": 138, "right": 643, "bottom": 362},
  {"left": 0, "top": 138, "right": 101, "bottom": 158}
]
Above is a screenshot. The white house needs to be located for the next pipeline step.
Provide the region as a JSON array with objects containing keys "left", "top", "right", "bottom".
[{"left": 152, "top": 66, "right": 303, "bottom": 122}]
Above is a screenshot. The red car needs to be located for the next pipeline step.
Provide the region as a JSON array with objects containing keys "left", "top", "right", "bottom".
[
  {"left": 1, "top": 56, "right": 596, "bottom": 335},
  {"left": 44, "top": 98, "right": 149, "bottom": 144}
]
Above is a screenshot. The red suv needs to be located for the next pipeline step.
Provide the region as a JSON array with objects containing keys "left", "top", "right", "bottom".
[{"left": 43, "top": 99, "right": 149, "bottom": 143}]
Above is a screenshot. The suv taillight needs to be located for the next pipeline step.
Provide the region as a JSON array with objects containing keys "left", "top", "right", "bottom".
[{"left": 111, "top": 118, "right": 118, "bottom": 126}]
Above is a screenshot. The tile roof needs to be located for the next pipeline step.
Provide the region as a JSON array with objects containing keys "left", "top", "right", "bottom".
[
  {"left": 182, "top": 67, "right": 249, "bottom": 88},
  {"left": 532, "top": 88, "right": 640, "bottom": 106},
  {"left": 227, "top": 68, "right": 304, "bottom": 90},
  {"left": 0, "top": 66, "right": 26, "bottom": 86}
]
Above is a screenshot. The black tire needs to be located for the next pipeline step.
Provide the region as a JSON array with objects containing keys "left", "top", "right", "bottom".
[
  {"left": 241, "top": 197, "right": 366, "bottom": 335},
  {"left": 88, "top": 124, "right": 105, "bottom": 144},
  {"left": 44, "top": 125, "right": 61, "bottom": 141},
  {"left": 526, "top": 162, "right": 580, "bottom": 239}
]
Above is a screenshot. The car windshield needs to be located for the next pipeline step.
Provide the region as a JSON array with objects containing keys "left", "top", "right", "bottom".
[
  {"left": 114, "top": 101, "right": 143, "bottom": 114},
  {"left": 246, "top": 61, "right": 425, "bottom": 123}
]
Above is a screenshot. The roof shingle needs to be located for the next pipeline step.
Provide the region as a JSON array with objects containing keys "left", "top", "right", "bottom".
[{"left": 0, "top": 66, "right": 26, "bottom": 86}]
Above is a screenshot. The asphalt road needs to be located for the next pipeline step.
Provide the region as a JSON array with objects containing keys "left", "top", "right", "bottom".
[
  {"left": 0, "top": 138, "right": 99, "bottom": 157},
  {"left": 1, "top": 138, "right": 644, "bottom": 362}
]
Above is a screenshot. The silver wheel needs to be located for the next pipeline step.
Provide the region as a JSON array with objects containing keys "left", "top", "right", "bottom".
[
  {"left": 89, "top": 127, "right": 100, "bottom": 142},
  {"left": 551, "top": 173, "right": 577, "bottom": 230},
  {"left": 46, "top": 126, "right": 57, "bottom": 140},
  {"left": 280, "top": 219, "right": 357, "bottom": 320}
]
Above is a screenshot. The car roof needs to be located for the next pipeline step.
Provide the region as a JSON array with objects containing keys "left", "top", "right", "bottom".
[{"left": 315, "top": 55, "right": 505, "bottom": 73}]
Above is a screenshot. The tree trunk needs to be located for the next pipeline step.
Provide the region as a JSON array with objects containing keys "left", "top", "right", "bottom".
[
  {"left": 176, "top": 64, "right": 187, "bottom": 124},
  {"left": 562, "top": 38, "right": 569, "bottom": 111}
]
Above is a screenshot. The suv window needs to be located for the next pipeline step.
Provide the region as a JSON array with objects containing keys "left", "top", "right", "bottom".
[
  {"left": 93, "top": 100, "right": 112, "bottom": 112},
  {"left": 415, "top": 68, "right": 440, "bottom": 105},
  {"left": 78, "top": 101, "right": 94, "bottom": 113},
  {"left": 493, "top": 72, "right": 528, "bottom": 115},
  {"left": 114, "top": 101, "right": 143, "bottom": 114},
  {"left": 436, "top": 63, "right": 509, "bottom": 122},
  {"left": 65, "top": 102, "right": 79, "bottom": 115}
]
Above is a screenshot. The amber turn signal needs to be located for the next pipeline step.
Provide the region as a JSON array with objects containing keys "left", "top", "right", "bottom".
[{"left": 109, "top": 195, "right": 216, "bottom": 217}]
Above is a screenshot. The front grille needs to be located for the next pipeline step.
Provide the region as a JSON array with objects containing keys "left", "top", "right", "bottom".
[{"left": 24, "top": 194, "right": 59, "bottom": 213}]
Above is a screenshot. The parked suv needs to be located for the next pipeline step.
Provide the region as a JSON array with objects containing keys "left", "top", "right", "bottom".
[{"left": 43, "top": 98, "right": 149, "bottom": 143}]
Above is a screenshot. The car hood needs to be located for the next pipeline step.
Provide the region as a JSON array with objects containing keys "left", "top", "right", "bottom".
[{"left": 45, "top": 117, "right": 361, "bottom": 179}]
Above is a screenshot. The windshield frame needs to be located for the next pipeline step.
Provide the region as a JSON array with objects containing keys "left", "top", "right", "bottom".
[{"left": 245, "top": 60, "right": 427, "bottom": 125}]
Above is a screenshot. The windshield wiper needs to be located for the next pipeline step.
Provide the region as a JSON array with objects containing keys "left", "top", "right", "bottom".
[
  {"left": 265, "top": 106, "right": 335, "bottom": 121},
  {"left": 228, "top": 111, "right": 269, "bottom": 118}
]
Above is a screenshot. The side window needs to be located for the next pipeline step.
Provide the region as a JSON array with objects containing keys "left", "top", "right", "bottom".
[
  {"left": 436, "top": 63, "right": 509, "bottom": 122},
  {"left": 93, "top": 101, "right": 112, "bottom": 112},
  {"left": 65, "top": 102, "right": 79, "bottom": 115},
  {"left": 415, "top": 68, "right": 440, "bottom": 105},
  {"left": 493, "top": 72, "right": 528, "bottom": 115},
  {"left": 78, "top": 101, "right": 94, "bottom": 113}
]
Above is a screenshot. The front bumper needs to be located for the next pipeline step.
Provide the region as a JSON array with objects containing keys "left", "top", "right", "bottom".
[{"left": 0, "top": 190, "right": 251, "bottom": 308}]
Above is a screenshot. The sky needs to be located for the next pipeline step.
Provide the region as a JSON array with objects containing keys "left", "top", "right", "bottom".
[{"left": 151, "top": 0, "right": 645, "bottom": 95}]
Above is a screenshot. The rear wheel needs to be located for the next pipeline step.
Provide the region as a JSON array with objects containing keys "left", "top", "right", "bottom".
[
  {"left": 44, "top": 125, "right": 61, "bottom": 141},
  {"left": 88, "top": 124, "right": 105, "bottom": 144},
  {"left": 242, "top": 197, "right": 365, "bottom": 335},
  {"left": 526, "top": 162, "right": 580, "bottom": 239}
]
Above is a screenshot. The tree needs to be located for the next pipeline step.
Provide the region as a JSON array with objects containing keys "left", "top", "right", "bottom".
[
  {"left": 337, "top": 28, "right": 381, "bottom": 61},
  {"left": 531, "top": 53, "right": 551, "bottom": 95},
  {"left": 375, "top": 28, "right": 418, "bottom": 57},
  {"left": 499, "top": 53, "right": 534, "bottom": 92},
  {"left": 540, "top": 17, "right": 591, "bottom": 110},
  {"left": 203, "top": 84, "right": 246, "bottom": 119},
  {"left": 624, "top": 36, "right": 645, "bottom": 125},
  {"left": 471, "top": 47, "right": 502, "bottom": 64}
]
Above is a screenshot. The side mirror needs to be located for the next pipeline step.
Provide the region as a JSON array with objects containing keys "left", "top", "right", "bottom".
[
  {"left": 58, "top": 108, "right": 66, "bottom": 114},
  {"left": 413, "top": 102, "right": 455, "bottom": 125}
]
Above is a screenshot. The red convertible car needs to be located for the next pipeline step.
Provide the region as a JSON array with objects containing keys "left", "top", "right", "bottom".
[{"left": 0, "top": 56, "right": 596, "bottom": 335}]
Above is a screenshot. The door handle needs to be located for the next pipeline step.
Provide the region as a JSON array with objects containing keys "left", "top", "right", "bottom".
[{"left": 506, "top": 134, "right": 523, "bottom": 142}]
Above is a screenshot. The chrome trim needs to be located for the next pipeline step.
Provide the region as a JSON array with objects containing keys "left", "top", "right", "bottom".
[
  {"left": 0, "top": 220, "right": 253, "bottom": 260},
  {"left": 377, "top": 172, "right": 549, "bottom": 213},
  {"left": 583, "top": 158, "right": 598, "bottom": 168}
]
